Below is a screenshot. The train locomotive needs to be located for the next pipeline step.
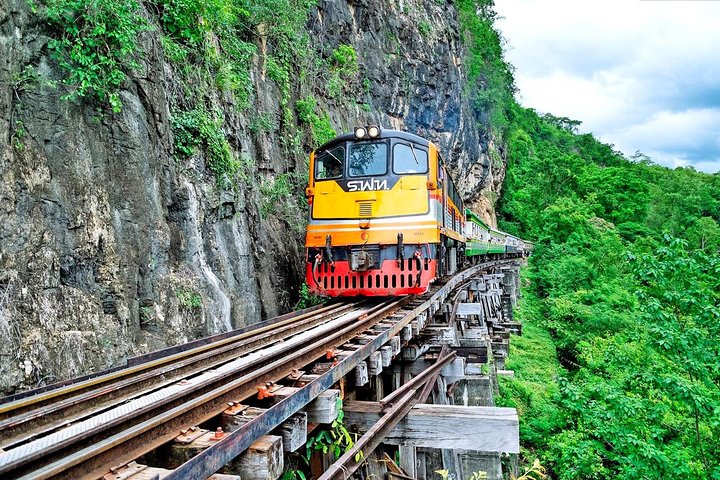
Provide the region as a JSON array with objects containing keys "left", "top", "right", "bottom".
[{"left": 304, "top": 126, "right": 532, "bottom": 297}]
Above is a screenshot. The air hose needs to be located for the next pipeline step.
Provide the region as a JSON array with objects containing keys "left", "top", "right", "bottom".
[
  {"left": 414, "top": 250, "right": 423, "bottom": 287},
  {"left": 312, "top": 253, "right": 323, "bottom": 288}
]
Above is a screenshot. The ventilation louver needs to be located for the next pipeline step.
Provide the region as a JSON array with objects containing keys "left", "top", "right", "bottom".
[{"left": 358, "top": 202, "right": 373, "bottom": 217}]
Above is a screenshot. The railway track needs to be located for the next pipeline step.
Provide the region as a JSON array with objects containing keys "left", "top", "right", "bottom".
[
  {"left": 0, "top": 300, "right": 366, "bottom": 445},
  {"left": 0, "top": 260, "right": 517, "bottom": 480}
]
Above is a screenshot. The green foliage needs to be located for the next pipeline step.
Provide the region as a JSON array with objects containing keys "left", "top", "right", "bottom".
[
  {"left": 154, "top": 0, "right": 257, "bottom": 106},
  {"left": 496, "top": 102, "right": 720, "bottom": 479},
  {"left": 139, "top": 305, "right": 153, "bottom": 323},
  {"left": 542, "top": 239, "right": 720, "bottom": 479},
  {"left": 176, "top": 289, "right": 202, "bottom": 309},
  {"left": 280, "top": 469, "right": 306, "bottom": 480},
  {"left": 151, "top": 0, "right": 329, "bottom": 156},
  {"left": 12, "top": 65, "right": 45, "bottom": 97},
  {"left": 11, "top": 121, "right": 26, "bottom": 152},
  {"left": 154, "top": 0, "right": 233, "bottom": 47},
  {"left": 171, "top": 107, "right": 239, "bottom": 185},
  {"left": 496, "top": 319, "right": 563, "bottom": 449},
  {"left": 330, "top": 44, "right": 358, "bottom": 74},
  {"left": 154, "top": 0, "right": 317, "bottom": 110},
  {"left": 259, "top": 171, "right": 308, "bottom": 233},
  {"left": 326, "top": 73, "right": 344, "bottom": 99},
  {"left": 437, "top": 469, "right": 486, "bottom": 480},
  {"left": 467, "top": 472, "right": 487, "bottom": 480},
  {"left": 456, "top": 0, "right": 515, "bottom": 136},
  {"left": 295, "top": 96, "right": 336, "bottom": 146},
  {"left": 686, "top": 216, "right": 720, "bottom": 252},
  {"left": 281, "top": 400, "right": 355, "bottom": 480},
  {"left": 247, "top": 0, "right": 318, "bottom": 121},
  {"left": 159, "top": 35, "right": 187, "bottom": 63},
  {"left": 260, "top": 173, "right": 293, "bottom": 215},
  {"left": 294, "top": 282, "right": 324, "bottom": 310},
  {"left": 42, "top": 0, "right": 150, "bottom": 112},
  {"left": 418, "top": 20, "right": 432, "bottom": 36},
  {"left": 512, "top": 459, "right": 548, "bottom": 480},
  {"left": 248, "top": 113, "right": 278, "bottom": 134},
  {"left": 325, "top": 44, "right": 359, "bottom": 99},
  {"left": 304, "top": 399, "right": 359, "bottom": 462}
]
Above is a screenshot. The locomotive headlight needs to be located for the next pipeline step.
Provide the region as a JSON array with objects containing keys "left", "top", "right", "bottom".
[
  {"left": 354, "top": 127, "right": 367, "bottom": 139},
  {"left": 367, "top": 125, "right": 380, "bottom": 138}
]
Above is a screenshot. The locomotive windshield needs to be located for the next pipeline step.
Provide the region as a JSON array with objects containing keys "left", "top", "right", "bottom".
[
  {"left": 349, "top": 142, "right": 387, "bottom": 177},
  {"left": 393, "top": 143, "right": 428, "bottom": 174},
  {"left": 315, "top": 146, "right": 345, "bottom": 180}
]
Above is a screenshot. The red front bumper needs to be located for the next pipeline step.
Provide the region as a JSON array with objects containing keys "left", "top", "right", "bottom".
[{"left": 307, "top": 258, "right": 438, "bottom": 297}]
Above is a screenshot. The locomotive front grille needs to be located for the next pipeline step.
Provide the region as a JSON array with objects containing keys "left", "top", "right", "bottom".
[{"left": 358, "top": 202, "right": 373, "bottom": 217}]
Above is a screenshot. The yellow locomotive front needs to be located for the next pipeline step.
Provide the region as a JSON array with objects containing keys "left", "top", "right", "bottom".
[{"left": 304, "top": 127, "right": 448, "bottom": 296}]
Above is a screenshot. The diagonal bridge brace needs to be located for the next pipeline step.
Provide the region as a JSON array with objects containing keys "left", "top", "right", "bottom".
[{"left": 318, "top": 346, "right": 455, "bottom": 480}]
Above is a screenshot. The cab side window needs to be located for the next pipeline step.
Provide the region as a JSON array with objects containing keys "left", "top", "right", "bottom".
[
  {"left": 393, "top": 143, "right": 428, "bottom": 174},
  {"left": 315, "top": 146, "right": 345, "bottom": 180}
]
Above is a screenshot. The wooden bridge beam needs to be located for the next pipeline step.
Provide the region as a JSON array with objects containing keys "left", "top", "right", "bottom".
[{"left": 343, "top": 402, "right": 519, "bottom": 453}]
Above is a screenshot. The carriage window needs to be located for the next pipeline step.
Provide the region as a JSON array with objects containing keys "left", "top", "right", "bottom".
[
  {"left": 315, "top": 146, "right": 345, "bottom": 180},
  {"left": 349, "top": 142, "right": 387, "bottom": 177},
  {"left": 393, "top": 143, "right": 428, "bottom": 174}
]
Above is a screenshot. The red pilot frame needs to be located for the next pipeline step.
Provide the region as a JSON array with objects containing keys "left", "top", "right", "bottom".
[{"left": 307, "top": 244, "right": 437, "bottom": 296}]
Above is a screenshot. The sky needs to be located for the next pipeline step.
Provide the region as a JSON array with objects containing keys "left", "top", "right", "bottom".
[{"left": 494, "top": 0, "right": 720, "bottom": 173}]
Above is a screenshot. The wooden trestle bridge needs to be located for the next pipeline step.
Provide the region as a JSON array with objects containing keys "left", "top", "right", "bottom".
[{"left": 0, "top": 259, "right": 524, "bottom": 480}]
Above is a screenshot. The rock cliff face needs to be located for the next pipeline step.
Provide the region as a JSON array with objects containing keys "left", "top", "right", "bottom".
[{"left": 0, "top": 0, "right": 506, "bottom": 393}]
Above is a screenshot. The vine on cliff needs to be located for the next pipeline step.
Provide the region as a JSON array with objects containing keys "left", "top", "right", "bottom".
[
  {"left": 153, "top": 0, "right": 256, "bottom": 107},
  {"left": 42, "top": 0, "right": 150, "bottom": 112},
  {"left": 172, "top": 107, "right": 239, "bottom": 185},
  {"left": 157, "top": 0, "right": 325, "bottom": 204},
  {"left": 296, "top": 96, "right": 336, "bottom": 146}
]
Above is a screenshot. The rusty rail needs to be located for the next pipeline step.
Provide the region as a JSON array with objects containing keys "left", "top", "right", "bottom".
[
  {"left": 0, "top": 258, "right": 521, "bottom": 480},
  {"left": 0, "top": 299, "right": 406, "bottom": 479},
  {"left": 0, "top": 301, "right": 366, "bottom": 450}
]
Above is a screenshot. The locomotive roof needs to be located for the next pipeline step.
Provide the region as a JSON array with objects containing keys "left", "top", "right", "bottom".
[{"left": 314, "top": 129, "right": 432, "bottom": 152}]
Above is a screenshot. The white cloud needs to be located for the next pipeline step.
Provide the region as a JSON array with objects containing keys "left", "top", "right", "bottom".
[
  {"left": 612, "top": 109, "right": 720, "bottom": 150},
  {"left": 495, "top": 0, "right": 720, "bottom": 173},
  {"left": 610, "top": 108, "right": 720, "bottom": 172}
]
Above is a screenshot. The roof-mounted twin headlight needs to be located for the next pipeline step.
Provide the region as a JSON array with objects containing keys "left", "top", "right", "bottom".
[{"left": 354, "top": 125, "right": 381, "bottom": 139}]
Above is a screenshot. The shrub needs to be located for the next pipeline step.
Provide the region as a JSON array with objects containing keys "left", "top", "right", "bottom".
[
  {"left": 177, "top": 289, "right": 202, "bottom": 309},
  {"left": 171, "top": 108, "right": 238, "bottom": 185},
  {"left": 295, "top": 96, "right": 336, "bottom": 146},
  {"left": 43, "top": 0, "right": 150, "bottom": 112},
  {"left": 331, "top": 44, "right": 358, "bottom": 73}
]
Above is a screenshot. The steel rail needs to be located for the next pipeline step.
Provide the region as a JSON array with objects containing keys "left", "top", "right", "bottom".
[
  {"left": 0, "top": 301, "right": 349, "bottom": 416},
  {"left": 324, "top": 389, "right": 420, "bottom": 480},
  {"left": 5, "top": 299, "right": 407, "bottom": 479},
  {"left": 3, "top": 258, "right": 521, "bottom": 479},
  {"left": 1, "top": 303, "right": 336, "bottom": 406},
  {"left": 0, "top": 300, "right": 367, "bottom": 449},
  {"left": 160, "top": 262, "right": 493, "bottom": 480},
  {"left": 1, "top": 301, "right": 388, "bottom": 475}
]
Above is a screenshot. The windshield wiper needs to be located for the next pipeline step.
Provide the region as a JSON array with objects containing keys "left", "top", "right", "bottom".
[
  {"left": 326, "top": 150, "right": 343, "bottom": 166},
  {"left": 409, "top": 143, "right": 419, "bottom": 164}
]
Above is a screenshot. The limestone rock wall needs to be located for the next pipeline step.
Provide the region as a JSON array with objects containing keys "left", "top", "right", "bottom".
[{"left": 0, "top": 0, "right": 506, "bottom": 394}]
